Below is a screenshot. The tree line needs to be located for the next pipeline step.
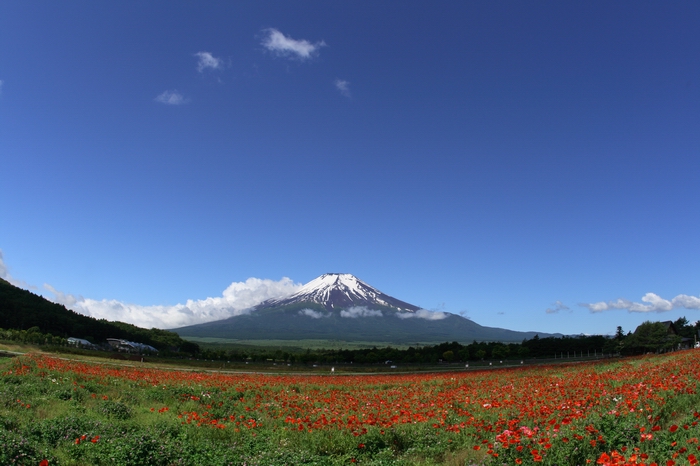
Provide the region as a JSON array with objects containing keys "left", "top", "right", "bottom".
[
  {"left": 0, "top": 278, "right": 199, "bottom": 354},
  {"left": 4, "top": 277, "right": 695, "bottom": 363},
  {"left": 195, "top": 318, "right": 698, "bottom": 364}
]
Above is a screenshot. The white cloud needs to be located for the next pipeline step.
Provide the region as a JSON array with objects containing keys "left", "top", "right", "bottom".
[
  {"left": 44, "top": 277, "right": 301, "bottom": 329},
  {"left": 396, "top": 309, "right": 448, "bottom": 321},
  {"left": 545, "top": 300, "right": 570, "bottom": 314},
  {"left": 154, "top": 90, "right": 187, "bottom": 105},
  {"left": 298, "top": 308, "right": 329, "bottom": 319},
  {"left": 194, "top": 52, "right": 222, "bottom": 72},
  {"left": 632, "top": 293, "right": 673, "bottom": 312},
  {"left": 581, "top": 292, "right": 700, "bottom": 313},
  {"left": 261, "top": 28, "right": 325, "bottom": 60},
  {"left": 335, "top": 79, "right": 350, "bottom": 97},
  {"left": 671, "top": 294, "right": 700, "bottom": 310},
  {"left": 0, "top": 250, "right": 11, "bottom": 282},
  {"left": 340, "top": 306, "right": 383, "bottom": 318},
  {"left": 0, "top": 250, "right": 30, "bottom": 288}
]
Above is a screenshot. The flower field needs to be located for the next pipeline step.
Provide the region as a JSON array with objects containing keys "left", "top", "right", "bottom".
[{"left": 2, "top": 351, "right": 700, "bottom": 465}]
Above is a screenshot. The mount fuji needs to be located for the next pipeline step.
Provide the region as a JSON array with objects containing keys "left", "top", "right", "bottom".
[
  {"left": 262, "top": 273, "right": 420, "bottom": 312},
  {"left": 174, "top": 273, "right": 558, "bottom": 343}
]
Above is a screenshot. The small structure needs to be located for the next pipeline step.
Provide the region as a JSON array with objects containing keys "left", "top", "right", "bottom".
[
  {"left": 659, "top": 321, "right": 694, "bottom": 349},
  {"left": 631, "top": 321, "right": 693, "bottom": 352},
  {"left": 67, "top": 337, "right": 98, "bottom": 350},
  {"left": 106, "top": 338, "right": 158, "bottom": 354}
]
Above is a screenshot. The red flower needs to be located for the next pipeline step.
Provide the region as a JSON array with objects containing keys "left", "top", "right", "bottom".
[
  {"left": 670, "top": 425, "right": 679, "bottom": 433},
  {"left": 39, "top": 460, "right": 49, "bottom": 466}
]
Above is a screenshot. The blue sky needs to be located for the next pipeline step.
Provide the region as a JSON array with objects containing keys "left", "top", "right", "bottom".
[{"left": 1, "top": 1, "right": 699, "bottom": 336}]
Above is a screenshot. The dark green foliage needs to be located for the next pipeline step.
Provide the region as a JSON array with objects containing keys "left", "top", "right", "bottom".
[
  {"left": 522, "top": 334, "right": 609, "bottom": 358},
  {"left": 195, "top": 336, "right": 617, "bottom": 366},
  {"left": 29, "top": 416, "right": 107, "bottom": 447},
  {"left": 0, "top": 429, "right": 44, "bottom": 465},
  {"left": 86, "top": 430, "right": 173, "bottom": 466},
  {"left": 0, "top": 278, "right": 198, "bottom": 353},
  {"left": 625, "top": 321, "right": 681, "bottom": 354},
  {"left": 673, "top": 316, "right": 698, "bottom": 339},
  {"left": 97, "top": 401, "right": 132, "bottom": 420}
]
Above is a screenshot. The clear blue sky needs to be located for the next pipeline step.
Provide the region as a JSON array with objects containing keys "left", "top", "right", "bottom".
[{"left": 1, "top": 1, "right": 699, "bottom": 336}]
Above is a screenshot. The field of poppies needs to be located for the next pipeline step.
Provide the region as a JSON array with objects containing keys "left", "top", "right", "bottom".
[{"left": 1, "top": 350, "right": 700, "bottom": 465}]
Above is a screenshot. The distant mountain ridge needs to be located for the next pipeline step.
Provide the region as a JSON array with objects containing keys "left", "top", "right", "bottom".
[{"left": 175, "top": 273, "right": 560, "bottom": 343}]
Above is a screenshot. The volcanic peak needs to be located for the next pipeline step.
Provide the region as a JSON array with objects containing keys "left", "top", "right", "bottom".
[{"left": 261, "top": 273, "right": 420, "bottom": 312}]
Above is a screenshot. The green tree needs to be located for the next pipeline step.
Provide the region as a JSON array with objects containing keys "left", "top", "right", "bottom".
[
  {"left": 615, "top": 326, "right": 625, "bottom": 340},
  {"left": 517, "top": 346, "right": 530, "bottom": 358},
  {"left": 625, "top": 321, "right": 681, "bottom": 354},
  {"left": 442, "top": 350, "right": 454, "bottom": 362},
  {"left": 673, "top": 317, "right": 695, "bottom": 339},
  {"left": 491, "top": 344, "right": 510, "bottom": 359}
]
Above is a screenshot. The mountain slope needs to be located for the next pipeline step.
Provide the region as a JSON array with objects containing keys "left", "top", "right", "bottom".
[
  {"left": 0, "top": 278, "right": 196, "bottom": 351},
  {"left": 261, "top": 273, "right": 420, "bottom": 311},
  {"left": 175, "top": 273, "right": 557, "bottom": 343}
]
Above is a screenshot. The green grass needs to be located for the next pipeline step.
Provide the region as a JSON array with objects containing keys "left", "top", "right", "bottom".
[
  {"left": 4, "top": 348, "right": 700, "bottom": 465},
  {"left": 181, "top": 337, "right": 434, "bottom": 351}
]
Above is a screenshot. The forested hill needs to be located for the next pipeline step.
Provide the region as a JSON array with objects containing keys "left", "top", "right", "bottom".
[{"left": 0, "top": 278, "right": 197, "bottom": 352}]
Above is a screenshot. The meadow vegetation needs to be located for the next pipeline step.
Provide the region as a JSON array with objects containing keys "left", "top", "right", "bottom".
[{"left": 2, "top": 349, "right": 700, "bottom": 465}]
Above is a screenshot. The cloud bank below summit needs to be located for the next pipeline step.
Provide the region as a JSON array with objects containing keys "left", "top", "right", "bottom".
[
  {"left": 44, "top": 278, "right": 302, "bottom": 330},
  {"left": 6, "top": 249, "right": 700, "bottom": 331}
]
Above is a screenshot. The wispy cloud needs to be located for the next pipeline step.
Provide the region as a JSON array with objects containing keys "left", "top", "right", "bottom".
[
  {"left": 335, "top": 79, "right": 350, "bottom": 97},
  {"left": 154, "top": 90, "right": 187, "bottom": 105},
  {"left": 298, "top": 308, "right": 329, "bottom": 319},
  {"left": 580, "top": 292, "right": 700, "bottom": 313},
  {"left": 546, "top": 300, "right": 570, "bottom": 314},
  {"left": 396, "top": 309, "right": 449, "bottom": 321},
  {"left": 44, "top": 278, "right": 301, "bottom": 329},
  {"left": 0, "top": 80, "right": 4, "bottom": 95},
  {"left": 261, "top": 28, "right": 325, "bottom": 60},
  {"left": 0, "top": 250, "right": 31, "bottom": 288},
  {"left": 0, "top": 250, "right": 12, "bottom": 283},
  {"left": 194, "top": 52, "right": 222, "bottom": 72},
  {"left": 340, "top": 306, "right": 383, "bottom": 318}
]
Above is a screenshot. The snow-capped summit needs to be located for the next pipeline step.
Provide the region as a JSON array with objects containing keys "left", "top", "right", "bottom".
[
  {"left": 175, "top": 272, "right": 561, "bottom": 343},
  {"left": 260, "top": 273, "right": 420, "bottom": 312}
]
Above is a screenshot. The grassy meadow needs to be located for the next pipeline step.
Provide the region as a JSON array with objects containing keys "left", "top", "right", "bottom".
[
  {"left": 181, "top": 337, "right": 423, "bottom": 351},
  {"left": 2, "top": 348, "right": 700, "bottom": 465}
]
